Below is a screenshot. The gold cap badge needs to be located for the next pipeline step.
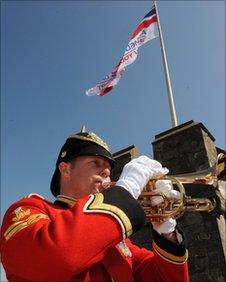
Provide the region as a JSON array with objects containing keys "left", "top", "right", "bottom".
[{"left": 69, "top": 131, "right": 110, "bottom": 152}]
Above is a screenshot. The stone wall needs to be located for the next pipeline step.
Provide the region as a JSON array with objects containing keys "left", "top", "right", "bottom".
[{"left": 111, "top": 120, "right": 226, "bottom": 282}]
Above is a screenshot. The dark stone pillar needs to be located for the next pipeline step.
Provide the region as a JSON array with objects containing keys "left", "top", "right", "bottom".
[
  {"left": 152, "top": 120, "right": 226, "bottom": 282},
  {"left": 111, "top": 121, "right": 226, "bottom": 281},
  {"left": 152, "top": 120, "right": 217, "bottom": 174},
  {"left": 177, "top": 183, "right": 225, "bottom": 282}
]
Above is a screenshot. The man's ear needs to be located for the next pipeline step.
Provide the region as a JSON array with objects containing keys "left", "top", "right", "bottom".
[{"left": 58, "top": 162, "right": 71, "bottom": 177}]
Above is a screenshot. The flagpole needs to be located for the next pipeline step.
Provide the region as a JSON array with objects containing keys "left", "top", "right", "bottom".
[{"left": 153, "top": 1, "right": 178, "bottom": 127}]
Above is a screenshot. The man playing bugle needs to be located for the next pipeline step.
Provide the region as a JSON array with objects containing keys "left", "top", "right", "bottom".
[{"left": 1, "top": 129, "right": 189, "bottom": 282}]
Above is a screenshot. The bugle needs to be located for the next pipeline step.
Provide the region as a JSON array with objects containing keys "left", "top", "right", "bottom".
[
  {"left": 139, "top": 154, "right": 225, "bottom": 222},
  {"left": 103, "top": 154, "right": 225, "bottom": 222},
  {"left": 139, "top": 173, "right": 216, "bottom": 222}
]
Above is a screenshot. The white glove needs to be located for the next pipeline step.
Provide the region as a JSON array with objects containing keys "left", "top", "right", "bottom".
[
  {"left": 151, "top": 180, "right": 180, "bottom": 236},
  {"left": 150, "top": 180, "right": 181, "bottom": 206},
  {"left": 152, "top": 219, "right": 183, "bottom": 243},
  {"left": 152, "top": 218, "right": 177, "bottom": 234},
  {"left": 116, "top": 156, "right": 169, "bottom": 200}
]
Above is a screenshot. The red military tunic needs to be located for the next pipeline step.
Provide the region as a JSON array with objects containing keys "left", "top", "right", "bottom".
[{"left": 1, "top": 186, "right": 189, "bottom": 282}]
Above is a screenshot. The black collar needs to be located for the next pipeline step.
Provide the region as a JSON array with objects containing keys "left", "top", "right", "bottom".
[{"left": 54, "top": 195, "right": 77, "bottom": 208}]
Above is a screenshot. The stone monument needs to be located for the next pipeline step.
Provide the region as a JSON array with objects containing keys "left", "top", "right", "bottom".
[{"left": 112, "top": 120, "right": 226, "bottom": 282}]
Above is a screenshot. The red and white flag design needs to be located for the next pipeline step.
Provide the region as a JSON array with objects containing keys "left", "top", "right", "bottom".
[{"left": 86, "top": 6, "right": 159, "bottom": 97}]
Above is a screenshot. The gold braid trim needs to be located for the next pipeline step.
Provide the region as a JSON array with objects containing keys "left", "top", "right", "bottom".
[
  {"left": 83, "top": 194, "right": 133, "bottom": 238},
  {"left": 153, "top": 242, "right": 188, "bottom": 264},
  {"left": 4, "top": 213, "right": 49, "bottom": 241}
]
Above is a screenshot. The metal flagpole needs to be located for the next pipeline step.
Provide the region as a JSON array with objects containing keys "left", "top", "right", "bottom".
[{"left": 153, "top": 0, "right": 178, "bottom": 127}]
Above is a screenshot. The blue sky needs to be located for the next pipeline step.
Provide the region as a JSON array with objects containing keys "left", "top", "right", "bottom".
[{"left": 1, "top": 1, "right": 225, "bottom": 280}]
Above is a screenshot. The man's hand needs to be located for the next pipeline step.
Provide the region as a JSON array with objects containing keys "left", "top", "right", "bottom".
[
  {"left": 150, "top": 179, "right": 182, "bottom": 243},
  {"left": 116, "top": 156, "right": 169, "bottom": 200}
]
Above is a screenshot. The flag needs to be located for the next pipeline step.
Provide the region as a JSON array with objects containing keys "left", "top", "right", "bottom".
[{"left": 86, "top": 5, "right": 159, "bottom": 97}]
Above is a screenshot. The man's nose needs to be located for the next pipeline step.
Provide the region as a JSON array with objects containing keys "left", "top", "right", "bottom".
[{"left": 100, "top": 168, "right": 111, "bottom": 179}]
